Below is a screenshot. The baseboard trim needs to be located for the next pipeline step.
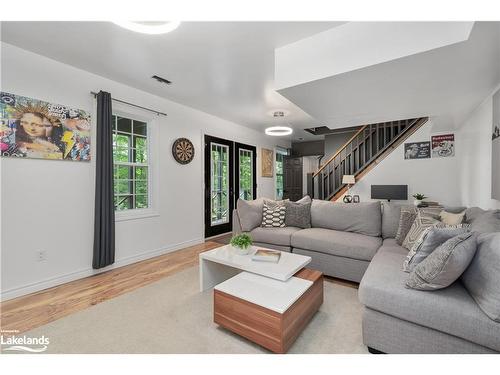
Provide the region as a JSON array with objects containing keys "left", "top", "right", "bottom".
[{"left": 0, "top": 238, "right": 204, "bottom": 301}]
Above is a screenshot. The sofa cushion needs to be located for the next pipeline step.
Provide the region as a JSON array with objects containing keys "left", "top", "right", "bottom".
[
  {"left": 471, "top": 210, "right": 500, "bottom": 233},
  {"left": 382, "top": 202, "right": 403, "bottom": 239},
  {"left": 462, "top": 232, "right": 500, "bottom": 322},
  {"left": 237, "top": 198, "right": 264, "bottom": 232},
  {"left": 403, "top": 226, "right": 470, "bottom": 272},
  {"left": 310, "top": 200, "right": 382, "bottom": 237},
  {"left": 291, "top": 228, "right": 382, "bottom": 261},
  {"left": 465, "top": 207, "right": 486, "bottom": 224},
  {"left": 402, "top": 210, "right": 440, "bottom": 250},
  {"left": 440, "top": 210, "right": 466, "bottom": 225},
  {"left": 359, "top": 245, "right": 500, "bottom": 352},
  {"left": 250, "top": 226, "right": 302, "bottom": 247},
  {"left": 406, "top": 232, "right": 478, "bottom": 290},
  {"left": 261, "top": 201, "right": 286, "bottom": 228},
  {"left": 395, "top": 207, "right": 417, "bottom": 245},
  {"left": 284, "top": 196, "right": 311, "bottom": 228}
]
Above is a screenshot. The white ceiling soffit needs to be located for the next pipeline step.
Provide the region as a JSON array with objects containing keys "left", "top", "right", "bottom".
[
  {"left": 276, "top": 22, "right": 500, "bottom": 130},
  {"left": 275, "top": 22, "right": 475, "bottom": 90}
]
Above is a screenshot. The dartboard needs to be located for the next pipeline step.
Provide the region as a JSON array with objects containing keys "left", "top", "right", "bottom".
[{"left": 172, "top": 138, "right": 195, "bottom": 164}]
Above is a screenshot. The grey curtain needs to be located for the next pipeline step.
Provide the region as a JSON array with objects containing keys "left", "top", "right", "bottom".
[{"left": 93, "top": 91, "right": 115, "bottom": 269}]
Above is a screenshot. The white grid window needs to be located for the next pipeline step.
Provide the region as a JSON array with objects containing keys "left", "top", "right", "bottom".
[{"left": 112, "top": 115, "right": 150, "bottom": 211}]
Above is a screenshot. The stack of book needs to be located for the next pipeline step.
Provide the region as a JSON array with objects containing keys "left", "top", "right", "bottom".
[{"left": 251, "top": 249, "right": 281, "bottom": 263}]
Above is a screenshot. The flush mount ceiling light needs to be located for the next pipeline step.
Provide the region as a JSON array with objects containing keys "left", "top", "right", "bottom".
[
  {"left": 113, "top": 21, "right": 181, "bottom": 35},
  {"left": 265, "top": 126, "right": 293, "bottom": 136}
]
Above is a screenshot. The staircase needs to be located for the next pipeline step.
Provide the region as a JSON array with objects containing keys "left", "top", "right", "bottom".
[{"left": 312, "top": 117, "right": 429, "bottom": 201}]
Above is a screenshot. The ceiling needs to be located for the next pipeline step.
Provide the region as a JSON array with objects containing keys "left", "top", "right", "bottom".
[
  {"left": 277, "top": 22, "right": 500, "bottom": 130},
  {"left": 2, "top": 21, "right": 499, "bottom": 142},
  {"left": 0, "top": 21, "right": 342, "bottom": 141}
]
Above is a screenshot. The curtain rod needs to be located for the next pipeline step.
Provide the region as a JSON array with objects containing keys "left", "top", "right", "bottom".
[{"left": 90, "top": 91, "right": 167, "bottom": 117}]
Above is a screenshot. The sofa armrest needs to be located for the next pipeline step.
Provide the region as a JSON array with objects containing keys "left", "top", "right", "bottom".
[{"left": 232, "top": 209, "right": 242, "bottom": 235}]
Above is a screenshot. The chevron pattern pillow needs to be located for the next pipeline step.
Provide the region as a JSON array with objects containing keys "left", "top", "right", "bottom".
[
  {"left": 402, "top": 210, "right": 440, "bottom": 250},
  {"left": 261, "top": 201, "right": 286, "bottom": 228}
]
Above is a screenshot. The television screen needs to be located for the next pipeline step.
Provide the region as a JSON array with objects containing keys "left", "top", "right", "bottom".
[{"left": 371, "top": 185, "right": 408, "bottom": 201}]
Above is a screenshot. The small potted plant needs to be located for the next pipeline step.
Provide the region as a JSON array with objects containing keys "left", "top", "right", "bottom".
[
  {"left": 230, "top": 234, "right": 253, "bottom": 255},
  {"left": 412, "top": 193, "right": 427, "bottom": 207}
]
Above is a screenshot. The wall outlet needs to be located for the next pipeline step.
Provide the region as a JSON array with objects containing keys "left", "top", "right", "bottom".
[{"left": 36, "top": 250, "right": 47, "bottom": 262}]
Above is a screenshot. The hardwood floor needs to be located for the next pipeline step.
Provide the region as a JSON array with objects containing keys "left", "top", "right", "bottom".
[{"left": 0, "top": 241, "right": 220, "bottom": 335}]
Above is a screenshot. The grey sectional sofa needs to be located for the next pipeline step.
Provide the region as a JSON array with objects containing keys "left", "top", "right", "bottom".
[
  {"left": 232, "top": 198, "right": 500, "bottom": 354},
  {"left": 233, "top": 199, "right": 383, "bottom": 282}
]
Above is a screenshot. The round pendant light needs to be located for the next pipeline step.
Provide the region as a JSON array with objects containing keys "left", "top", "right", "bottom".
[
  {"left": 113, "top": 21, "right": 181, "bottom": 35},
  {"left": 265, "top": 126, "right": 293, "bottom": 136}
]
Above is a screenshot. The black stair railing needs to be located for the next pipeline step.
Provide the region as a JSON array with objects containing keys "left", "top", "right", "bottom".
[{"left": 311, "top": 118, "right": 427, "bottom": 201}]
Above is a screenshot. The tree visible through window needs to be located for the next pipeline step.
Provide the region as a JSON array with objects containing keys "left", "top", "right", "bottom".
[
  {"left": 276, "top": 151, "right": 285, "bottom": 200},
  {"left": 112, "top": 115, "right": 149, "bottom": 211},
  {"left": 239, "top": 149, "right": 253, "bottom": 200}
]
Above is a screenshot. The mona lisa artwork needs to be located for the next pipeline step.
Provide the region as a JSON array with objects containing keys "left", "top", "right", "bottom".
[{"left": 0, "top": 92, "right": 91, "bottom": 161}]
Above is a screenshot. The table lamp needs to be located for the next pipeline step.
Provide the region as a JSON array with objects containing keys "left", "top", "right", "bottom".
[{"left": 342, "top": 175, "right": 356, "bottom": 203}]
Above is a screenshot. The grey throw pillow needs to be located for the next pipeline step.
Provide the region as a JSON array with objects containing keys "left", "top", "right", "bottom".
[
  {"left": 470, "top": 210, "right": 500, "bottom": 233},
  {"left": 403, "top": 226, "right": 470, "bottom": 272},
  {"left": 284, "top": 196, "right": 312, "bottom": 228},
  {"left": 395, "top": 207, "right": 417, "bottom": 245},
  {"left": 406, "top": 232, "right": 478, "bottom": 290},
  {"left": 465, "top": 207, "right": 486, "bottom": 224},
  {"left": 261, "top": 201, "right": 286, "bottom": 228},
  {"left": 461, "top": 232, "right": 500, "bottom": 322},
  {"left": 237, "top": 198, "right": 264, "bottom": 232},
  {"left": 402, "top": 210, "right": 440, "bottom": 250},
  {"left": 285, "top": 202, "right": 311, "bottom": 228}
]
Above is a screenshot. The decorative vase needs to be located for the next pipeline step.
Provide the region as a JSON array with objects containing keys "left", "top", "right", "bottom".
[
  {"left": 231, "top": 245, "right": 251, "bottom": 255},
  {"left": 414, "top": 199, "right": 422, "bottom": 207}
]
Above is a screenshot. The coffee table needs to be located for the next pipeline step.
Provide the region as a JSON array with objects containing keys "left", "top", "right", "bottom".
[
  {"left": 199, "top": 245, "right": 323, "bottom": 353},
  {"left": 199, "top": 244, "right": 311, "bottom": 291}
]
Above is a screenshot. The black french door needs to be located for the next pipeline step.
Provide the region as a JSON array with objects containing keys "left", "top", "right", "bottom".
[
  {"left": 204, "top": 135, "right": 256, "bottom": 238},
  {"left": 234, "top": 142, "right": 257, "bottom": 202}
]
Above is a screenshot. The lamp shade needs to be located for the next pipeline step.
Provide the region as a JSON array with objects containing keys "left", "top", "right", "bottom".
[{"left": 342, "top": 175, "right": 355, "bottom": 185}]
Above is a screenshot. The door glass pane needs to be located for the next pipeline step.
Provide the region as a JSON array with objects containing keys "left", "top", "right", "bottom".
[
  {"left": 276, "top": 153, "right": 284, "bottom": 200},
  {"left": 211, "top": 143, "right": 229, "bottom": 226},
  {"left": 239, "top": 149, "right": 253, "bottom": 201}
]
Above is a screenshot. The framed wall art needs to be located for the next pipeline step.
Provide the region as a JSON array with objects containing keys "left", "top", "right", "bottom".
[
  {"left": 261, "top": 148, "right": 274, "bottom": 177},
  {"left": 0, "top": 91, "right": 91, "bottom": 161}
]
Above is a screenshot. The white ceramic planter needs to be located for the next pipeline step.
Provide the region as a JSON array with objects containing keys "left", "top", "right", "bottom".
[
  {"left": 414, "top": 199, "right": 422, "bottom": 206},
  {"left": 231, "top": 245, "right": 251, "bottom": 255}
]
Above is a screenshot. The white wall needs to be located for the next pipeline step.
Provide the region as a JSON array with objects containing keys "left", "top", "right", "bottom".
[
  {"left": 0, "top": 43, "right": 289, "bottom": 300},
  {"left": 345, "top": 119, "right": 462, "bottom": 206},
  {"left": 457, "top": 87, "right": 500, "bottom": 210},
  {"left": 344, "top": 92, "right": 500, "bottom": 210}
]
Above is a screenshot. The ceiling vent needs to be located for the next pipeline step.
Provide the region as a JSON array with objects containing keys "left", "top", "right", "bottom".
[{"left": 152, "top": 75, "right": 172, "bottom": 85}]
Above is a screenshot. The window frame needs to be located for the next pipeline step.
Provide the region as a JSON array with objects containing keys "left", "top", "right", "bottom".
[
  {"left": 112, "top": 108, "right": 159, "bottom": 222},
  {"left": 275, "top": 147, "right": 288, "bottom": 200}
]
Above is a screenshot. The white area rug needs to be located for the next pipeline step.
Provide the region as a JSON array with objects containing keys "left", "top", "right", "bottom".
[{"left": 24, "top": 266, "right": 368, "bottom": 354}]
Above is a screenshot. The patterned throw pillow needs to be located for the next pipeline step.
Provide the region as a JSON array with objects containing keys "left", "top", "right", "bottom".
[
  {"left": 403, "top": 225, "right": 471, "bottom": 272},
  {"left": 395, "top": 207, "right": 417, "bottom": 245},
  {"left": 402, "top": 210, "right": 440, "bottom": 250},
  {"left": 261, "top": 201, "right": 286, "bottom": 228},
  {"left": 406, "top": 232, "right": 478, "bottom": 290}
]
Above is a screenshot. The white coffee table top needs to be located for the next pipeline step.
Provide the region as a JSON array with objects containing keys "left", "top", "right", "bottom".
[
  {"left": 215, "top": 272, "right": 313, "bottom": 313},
  {"left": 200, "top": 245, "right": 311, "bottom": 282}
]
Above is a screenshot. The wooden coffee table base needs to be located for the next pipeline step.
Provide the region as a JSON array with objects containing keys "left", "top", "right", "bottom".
[{"left": 213, "top": 268, "right": 323, "bottom": 353}]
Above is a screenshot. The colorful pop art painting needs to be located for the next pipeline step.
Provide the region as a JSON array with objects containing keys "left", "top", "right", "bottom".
[{"left": 0, "top": 92, "right": 91, "bottom": 161}]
